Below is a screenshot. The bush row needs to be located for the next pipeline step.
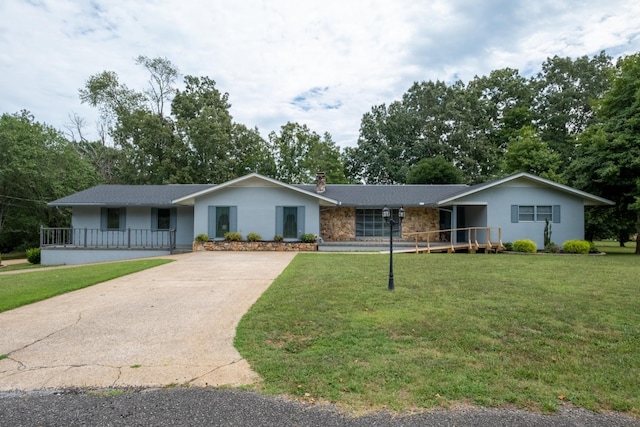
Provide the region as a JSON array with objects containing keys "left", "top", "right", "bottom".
[
  {"left": 504, "top": 239, "right": 598, "bottom": 254},
  {"left": 193, "top": 233, "right": 317, "bottom": 243}
]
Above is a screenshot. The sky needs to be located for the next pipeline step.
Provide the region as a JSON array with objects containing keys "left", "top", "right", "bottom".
[{"left": 1, "top": 0, "right": 640, "bottom": 148}]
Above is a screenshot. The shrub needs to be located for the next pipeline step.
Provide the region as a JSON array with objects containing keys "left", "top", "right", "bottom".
[
  {"left": 544, "top": 242, "right": 561, "bottom": 253},
  {"left": 589, "top": 242, "right": 601, "bottom": 254},
  {"left": 503, "top": 242, "right": 513, "bottom": 251},
  {"left": 224, "top": 232, "right": 242, "bottom": 242},
  {"left": 513, "top": 239, "right": 537, "bottom": 253},
  {"left": 273, "top": 234, "right": 284, "bottom": 242},
  {"left": 563, "top": 240, "right": 590, "bottom": 254},
  {"left": 246, "top": 232, "right": 261, "bottom": 242},
  {"left": 26, "top": 248, "right": 41, "bottom": 264},
  {"left": 195, "top": 233, "right": 209, "bottom": 243},
  {"left": 300, "top": 233, "right": 316, "bottom": 243}
]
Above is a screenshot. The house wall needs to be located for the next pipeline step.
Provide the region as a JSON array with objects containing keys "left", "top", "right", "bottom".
[
  {"left": 402, "top": 207, "right": 439, "bottom": 241},
  {"left": 192, "top": 186, "right": 321, "bottom": 240},
  {"left": 320, "top": 207, "right": 355, "bottom": 241},
  {"left": 319, "top": 206, "right": 439, "bottom": 241},
  {"left": 71, "top": 206, "right": 195, "bottom": 248},
  {"left": 41, "top": 248, "right": 171, "bottom": 265},
  {"left": 452, "top": 179, "right": 585, "bottom": 248}
]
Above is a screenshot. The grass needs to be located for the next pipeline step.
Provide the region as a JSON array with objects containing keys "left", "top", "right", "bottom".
[
  {"left": 235, "top": 251, "right": 640, "bottom": 415},
  {"left": 594, "top": 240, "right": 638, "bottom": 255},
  {"left": 0, "top": 259, "right": 172, "bottom": 313},
  {"left": 0, "top": 263, "right": 47, "bottom": 272}
]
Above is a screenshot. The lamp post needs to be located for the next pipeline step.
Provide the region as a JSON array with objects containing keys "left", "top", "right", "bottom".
[{"left": 382, "top": 205, "right": 405, "bottom": 291}]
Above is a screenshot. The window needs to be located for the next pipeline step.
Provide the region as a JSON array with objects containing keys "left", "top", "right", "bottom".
[
  {"left": 283, "top": 207, "right": 298, "bottom": 238},
  {"left": 276, "top": 206, "right": 305, "bottom": 240},
  {"left": 157, "top": 209, "right": 171, "bottom": 230},
  {"left": 208, "top": 206, "right": 237, "bottom": 239},
  {"left": 356, "top": 208, "right": 401, "bottom": 238},
  {"left": 518, "top": 206, "right": 535, "bottom": 222},
  {"left": 536, "top": 206, "right": 553, "bottom": 222},
  {"left": 101, "top": 207, "right": 126, "bottom": 231},
  {"left": 151, "top": 208, "right": 176, "bottom": 231},
  {"left": 512, "top": 205, "right": 560, "bottom": 223},
  {"left": 216, "top": 207, "right": 230, "bottom": 238},
  {"left": 107, "top": 208, "right": 120, "bottom": 229}
]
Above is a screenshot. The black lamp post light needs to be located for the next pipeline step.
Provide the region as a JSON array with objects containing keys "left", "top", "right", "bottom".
[{"left": 382, "top": 205, "right": 405, "bottom": 291}]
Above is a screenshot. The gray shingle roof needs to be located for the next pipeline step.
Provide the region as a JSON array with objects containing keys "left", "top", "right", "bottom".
[
  {"left": 295, "top": 184, "right": 469, "bottom": 207},
  {"left": 50, "top": 182, "right": 472, "bottom": 208},
  {"left": 48, "top": 184, "right": 216, "bottom": 207}
]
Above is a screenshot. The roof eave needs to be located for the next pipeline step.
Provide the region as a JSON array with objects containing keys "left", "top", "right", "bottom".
[{"left": 171, "top": 173, "right": 340, "bottom": 206}]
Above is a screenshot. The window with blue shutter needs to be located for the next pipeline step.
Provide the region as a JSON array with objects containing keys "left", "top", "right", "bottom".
[
  {"left": 101, "top": 207, "right": 126, "bottom": 230},
  {"left": 208, "top": 206, "right": 237, "bottom": 239}
]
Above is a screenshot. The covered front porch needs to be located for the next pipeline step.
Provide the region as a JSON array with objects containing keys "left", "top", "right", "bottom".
[
  {"left": 318, "top": 205, "right": 499, "bottom": 252},
  {"left": 39, "top": 227, "right": 178, "bottom": 265}
]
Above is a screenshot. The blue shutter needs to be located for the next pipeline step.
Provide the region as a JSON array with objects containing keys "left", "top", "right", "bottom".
[
  {"left": 275, "top": 206, "right": 284, "bottom": 236},
  {"left": 553, "top": 205, "right": 561, "bottom": 223},
  {"left": 511, "top": 205, "right": 519, "bottom": 223},
  {"left": 170, "top": 208, "right": 177, "bottom": 229},
  {"left": 151, "top": 208, "right": 159, "bottom": 231},
  {"left": 208, "top": 206, "right": 216, "bottom": 238},
  {"left": 297, "top": 206, "right": 305, "bottom": 238},
  {"left": 119, "top": 208, "right": 127, "bottom": 231},
  {"left": 230, "top": 206, "right": 238, "bottom": 232},
  {"left": 101, "top": 208, "right": 108, "bottom": 230}
]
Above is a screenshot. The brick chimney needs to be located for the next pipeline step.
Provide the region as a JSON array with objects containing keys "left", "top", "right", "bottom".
[{"left": 316, "top": 172, "right": 326, "bottom": 193}]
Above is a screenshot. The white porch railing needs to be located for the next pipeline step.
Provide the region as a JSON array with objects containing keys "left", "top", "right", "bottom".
[{"left": 40, "top": 227, "right": 176, "bottom": 249}]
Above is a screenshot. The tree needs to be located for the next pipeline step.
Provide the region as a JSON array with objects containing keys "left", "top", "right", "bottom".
[
  {"left": 568, "top": 53, "right": 640, "bottom": 253},
  {"left": 80, "top": 60, "right": 190, "bottom": 184},
  {"left": 228, "top": 123, "right": 276, "bottom": 177},
  {"left": 269, "top": 122, "right": 346, "bottom": 184},
  {"left": 345, "top": 102, "right": 418, "bottom": 184},
  {"left": 406, "top": 155, "right": 463, "bottom": 184},
  {"left": 532, "top": 51, "right": 613, "bottom": 165},
  {"left": 135, "top": 55, "right": 179, "bottom": 116},
  {"left": 504, "top": 126, "right": 561, "bottom": 180},
  {"left": 0, "top": 111, "right": 99, "bottom": 252},
  {"left": 172, "top": 75, "right": 234, "bottom": 183}
]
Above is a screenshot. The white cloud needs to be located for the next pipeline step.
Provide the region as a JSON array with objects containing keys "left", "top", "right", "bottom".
[{"left": 1, "top": 0, "right": 639, "bottom": 149}]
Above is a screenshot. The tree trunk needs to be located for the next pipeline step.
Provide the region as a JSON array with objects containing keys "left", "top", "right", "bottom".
[
  {"left": 636, "top": 214, "right": 640, "bottom": 254},
  {"left": 618, "top": 230, "right": 627, "bottom": 247}
]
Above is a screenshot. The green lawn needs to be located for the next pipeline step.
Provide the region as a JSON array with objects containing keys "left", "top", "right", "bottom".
[
  {"left": 235, "top": 251, "right": 640, "bottom": 415},
  {"left": 0, "top": 259, "right": 172, "bottom": 313}
]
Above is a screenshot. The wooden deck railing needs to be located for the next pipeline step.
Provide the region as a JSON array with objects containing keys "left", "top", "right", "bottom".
[
  {"left": 40, "top": 227, "right": 176, "bottom": 250},
  {"left": 405, "top": 227, "right": 504, "bottom": 253}
]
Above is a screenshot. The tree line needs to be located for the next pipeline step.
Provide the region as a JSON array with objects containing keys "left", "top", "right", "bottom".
[{"left": 1, "top": 52, "right": 639, "bottom": 253}]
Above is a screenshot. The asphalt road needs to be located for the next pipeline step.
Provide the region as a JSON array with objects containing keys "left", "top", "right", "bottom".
[{"left": 1, "top": 388, "right": 639, "bottom": 427}]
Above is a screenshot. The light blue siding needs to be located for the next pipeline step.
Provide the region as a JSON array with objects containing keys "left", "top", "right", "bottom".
[
  {"left": 193, "top": 186, "right": 320, "bottom": 241},
  {"left": 71, "top": 205, "right": 195, "bottom": 249},
  {"left": 452, "top": 180, "right": 585, "bottom": 248}
]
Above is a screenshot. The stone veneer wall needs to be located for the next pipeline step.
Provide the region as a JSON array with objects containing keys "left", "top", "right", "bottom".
[
  {"left": 401, "top": 207, "right": 440, "bottom": 241},
  {"left": 195, "top": 241, "right": 317, "bottom": 252},
  {"left": 320, "top": 207, "right": 356, "bottom": 241},
  {"left": 319, "top": 206, "right": 440, "bottom": 242}
]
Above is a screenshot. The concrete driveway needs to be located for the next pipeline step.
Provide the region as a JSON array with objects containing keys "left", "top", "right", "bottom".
[{"left": 0, "top": 252, "right": 297, "bottom": 391}]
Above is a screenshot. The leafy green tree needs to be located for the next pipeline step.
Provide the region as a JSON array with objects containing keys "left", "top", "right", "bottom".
[
  {"left": 228, "top": 123, "right": 276, "bottom": 177},
  {"left": 172, "top": 76, "right": 235, "bottom": 183},
  {"left": 532, "top": 51, "right": 613, "bottom": 165},
  {"left": 568, "top": 53, "right": 640, "bottom": 252},
  {"left": 269, "top": 122, "right": 346, "bottom": 184},
  {"left": 406, "top": 155, "right": 463, "bottom": 184},
  {"left": 504, "top": 126, "right": 561, "bottom": 180},
  {"left": 345, "top": 102, "right": 419, "bottom": 184},
  {"left": 0, "top": 111, "right": 99, "bottom": 252}
]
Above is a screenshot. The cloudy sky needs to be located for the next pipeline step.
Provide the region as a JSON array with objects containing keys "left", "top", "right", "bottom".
[{"left": 1, "top": 0, "right": 639, "bottom": 148}]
